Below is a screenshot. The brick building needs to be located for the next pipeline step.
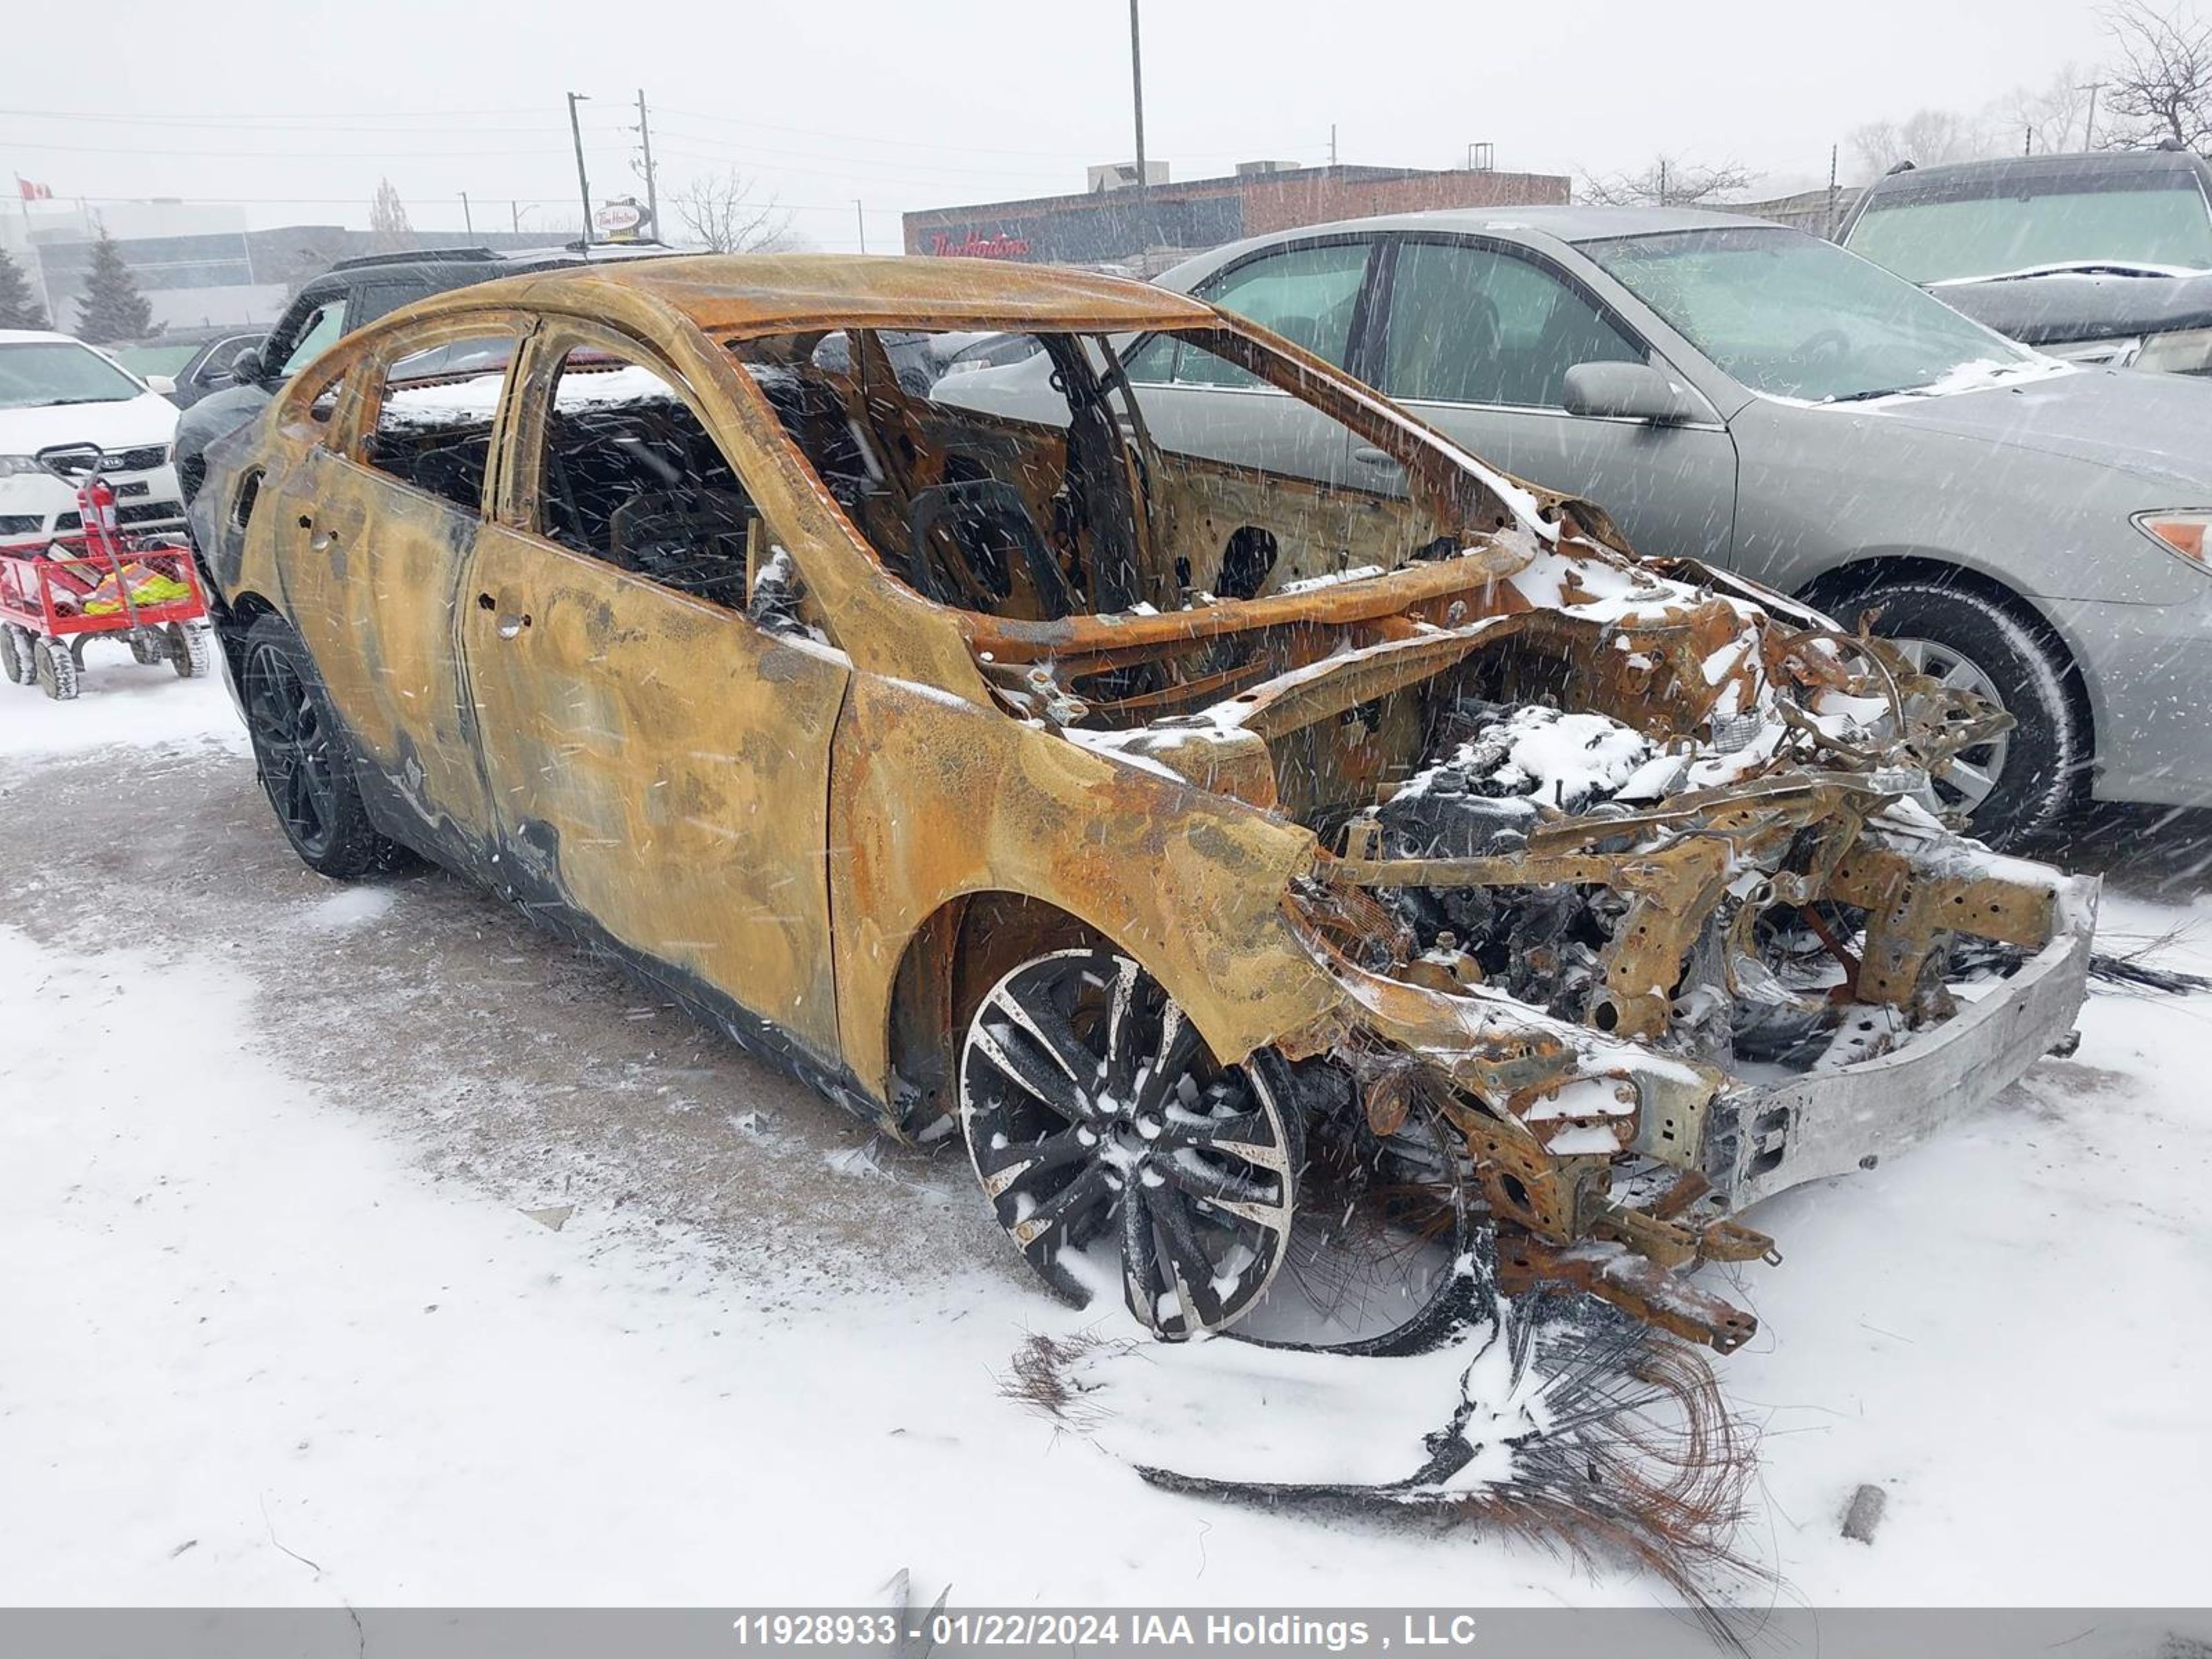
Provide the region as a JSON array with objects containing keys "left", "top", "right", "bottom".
[{"left": 903, "top": 162, "right": 1573, "bottom": 271}]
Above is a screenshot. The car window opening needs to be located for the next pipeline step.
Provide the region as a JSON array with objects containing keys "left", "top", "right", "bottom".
[
  {"left": 364, "top": 335, "right": 518, "bottom": 514},
  {"left": 534, "top": 350, "right": 764, "bottom": 614}
]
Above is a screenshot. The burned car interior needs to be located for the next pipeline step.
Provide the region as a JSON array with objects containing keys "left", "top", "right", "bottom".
[{"left": 200, "top": 259, "right": 2094, "bottom": 1362}]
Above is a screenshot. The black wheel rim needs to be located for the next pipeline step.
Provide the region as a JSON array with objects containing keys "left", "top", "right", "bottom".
[
  {"left": 245, "top": 641, "right": 339, "bottom": 857},
  {"left": 959, "top": 949, "right": 1295, "bottom": 1340}
]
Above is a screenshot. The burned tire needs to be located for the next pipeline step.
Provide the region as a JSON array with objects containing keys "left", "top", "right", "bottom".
[
  {"left": 959, "top": 948, "right": 1301, "bottom": 1341},
  {"left": 1232, "top": 1082, "right": 1485, "bottom": 1358},
  {"left": 1819, "top": 577, "right": 2082, "bottom": 847},
  {"left": 239, "top": 614, "right": 395, "bottom": 879},
  {"left": 0, "top": 624, "right": 32, "bottom": 686},
  {"left": 35, "top": 637, "right": 77, "bottom": 702}
]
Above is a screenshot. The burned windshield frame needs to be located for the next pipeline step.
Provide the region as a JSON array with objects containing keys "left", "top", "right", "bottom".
[{"left": 724, "top": 321, "right": 1530, "bottom": 627}]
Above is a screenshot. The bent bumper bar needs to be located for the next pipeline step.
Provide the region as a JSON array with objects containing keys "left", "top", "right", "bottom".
[{"left": 1709, "top": 872, "right": 2099, "bottom": 1210}]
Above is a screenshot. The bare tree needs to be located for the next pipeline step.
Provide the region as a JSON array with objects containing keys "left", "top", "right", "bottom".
[
  {"left": 1579, "top": 156, "right": 1755, "bottom": 207},
  {"left": 369, "top": 178, "right": 413, "bottom": 252},
  {"left": 1849, "top": 108, "right": 1996, "bottom": 181},
  {"left": 2099, "top": 0, "right": 2212, "bottom": 151},
  {"left": 1999, "top": 64, "right": 2097, "bottom": 154},
  {"left": 670, "top": 169, "right": 797, "bottom": 253}
]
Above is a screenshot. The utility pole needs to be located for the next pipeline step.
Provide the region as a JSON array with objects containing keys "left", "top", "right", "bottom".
[
  {"left": 635, "top": 88, "right": 659, "bottom": 238},
  {"left": 566, "top": 91, "right": 594, "bottom": 245},
  {"left": 1330, "top": 123, "right": 1338, "bottom": 167},
  {"left": 2081, "top": 80, "right": 2104, "bottom": 150},
  {"left": 512, "top": 199, "right": 521, "bottom": 233},
  {"left": 1658, "top": 158, "right": 1669, "bottom": 207},
  {"left": 460, "top": 191, "right": 474, "bottom": 235},
  {"left": 853, "top": 199, "right": 868, "bottom": 254},
  {"left": 1827, "top": 143, "right": 1839, "bottom": 238},
  {"left": 1128, "top": 0, "right": 1150, "bottom": 261}
]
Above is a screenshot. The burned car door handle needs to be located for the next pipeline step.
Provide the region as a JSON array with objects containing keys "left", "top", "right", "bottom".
[{"left": 476, "top": 592, "right": 532, "bottom": 639}]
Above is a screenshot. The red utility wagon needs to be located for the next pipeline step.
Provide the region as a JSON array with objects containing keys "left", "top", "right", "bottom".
[{"left": 0, "top": 443, "right": 215, "bottom": 701}]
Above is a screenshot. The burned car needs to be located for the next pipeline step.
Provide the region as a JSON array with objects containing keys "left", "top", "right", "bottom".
[{"left": 189, "top": 255, "right": 2095, "bottom": 1356}]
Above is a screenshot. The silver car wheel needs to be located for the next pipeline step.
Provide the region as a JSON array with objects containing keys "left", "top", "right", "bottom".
[{"left": 1890, "top": 635, "right": 2012, "bottom": 816}]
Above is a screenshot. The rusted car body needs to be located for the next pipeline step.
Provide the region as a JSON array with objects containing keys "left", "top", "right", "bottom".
[{"left": 190, "top": 255, "right": 2095, "bottom": 1355}]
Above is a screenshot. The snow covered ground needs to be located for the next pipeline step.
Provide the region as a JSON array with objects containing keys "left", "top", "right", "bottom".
[{"left": 4, "top": 667, "right": 2211, "bottom": 1616}]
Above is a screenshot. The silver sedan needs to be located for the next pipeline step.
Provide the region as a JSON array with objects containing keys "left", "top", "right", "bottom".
[{"left": 941, "top": 206, "right": 2212, "bottom": 845}]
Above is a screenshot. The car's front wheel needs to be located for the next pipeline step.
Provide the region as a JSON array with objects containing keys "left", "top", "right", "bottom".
[
  {"left": 238, "top": 615, "right": 397, "bottom": 879},
  {"left": 1822, "top": 579, "right": 2083, "bottom": 847},
  {"left": 958, "top": 946, "right": 1484, "bottom": 1353},
  {"left": 959, "top": 948, "right": 1300, "bottom": 1341}
]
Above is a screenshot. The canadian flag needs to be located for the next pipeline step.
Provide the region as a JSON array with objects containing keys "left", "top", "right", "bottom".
[{"left": 17, "top": 178, "right": 53, "bottom": 200}]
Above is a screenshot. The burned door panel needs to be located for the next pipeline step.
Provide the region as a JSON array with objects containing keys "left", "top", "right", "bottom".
[
  {"left": 274, "top": 446, "right": 493, "bottom": 850},
  {"left": 464, "top": 523, "right": 850, "bottom": 1065}
]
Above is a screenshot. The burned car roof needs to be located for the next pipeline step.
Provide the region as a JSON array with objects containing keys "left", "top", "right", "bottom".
[{"left": 398, "top": 251, "right": 1219, "bottom": 341}]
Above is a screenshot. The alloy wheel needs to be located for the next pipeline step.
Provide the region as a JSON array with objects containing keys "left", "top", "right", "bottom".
[
  {"left": 959, "top": 948, "right": 1297, "bottom": 1340},
  {"left": 1890, "top": 634, "right": 2012, "bottom": 818},
  {"left": 244, "top": 642, "right": 340, "bottom": 859}
]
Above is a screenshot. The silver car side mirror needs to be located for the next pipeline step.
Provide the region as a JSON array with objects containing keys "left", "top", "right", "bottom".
[{"left": 1562, "top": 362, "right": 1700, "bottom": 425}]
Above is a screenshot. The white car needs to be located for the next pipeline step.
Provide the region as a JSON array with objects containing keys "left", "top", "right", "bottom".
[{"left": 0, "top": 330, "right": 184, "bottom": 553}]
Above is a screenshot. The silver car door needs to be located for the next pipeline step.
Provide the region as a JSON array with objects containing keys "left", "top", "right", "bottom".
[{"left": 1365, "top": 236, "right": 1738, "bottom": 564}]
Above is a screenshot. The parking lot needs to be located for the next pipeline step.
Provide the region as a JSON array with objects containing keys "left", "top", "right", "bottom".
[
  {"left": 13, "top": 10, "right": 2212, "bottom": 1631},
  {"left": 6, "top": 665, "right": 2209, "bottom": 1611}
]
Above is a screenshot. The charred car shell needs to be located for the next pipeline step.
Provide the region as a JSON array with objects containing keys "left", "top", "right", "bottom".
[{"left": 189, "top": 254, "right": 2096, "bottom": 1357}]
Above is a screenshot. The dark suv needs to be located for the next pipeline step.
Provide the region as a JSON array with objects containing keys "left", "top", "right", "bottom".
[
  {"left": 173, "top": 242, "right": 673, "bottom": 503},
  {"left": 1841, "top": 148, "right": 2212, "bottom": 373}
]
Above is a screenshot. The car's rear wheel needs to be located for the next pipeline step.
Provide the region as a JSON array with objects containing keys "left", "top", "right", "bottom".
[
  {"left": 239, "top": 615, "right": 395, "bottom": 879},
  {"left": 959, "top": 948, "right": 1300, "bottom": 1341},
  {"left": 1821, "top": 579, "right": 2081, "bottom": 847}
]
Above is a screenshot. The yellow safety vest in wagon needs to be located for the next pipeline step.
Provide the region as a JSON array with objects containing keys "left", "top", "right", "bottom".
[{"left": 82, "top": 563, "right": 191, "bottom": 616}]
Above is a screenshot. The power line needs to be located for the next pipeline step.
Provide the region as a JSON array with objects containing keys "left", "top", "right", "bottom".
[
  {"left": 1, "top": 100, "right": 1333, "bottom": 171},
  {"left": 2, "top": 136, "right": 584, "bottom": 158},
  {"left": 650, "top": 130, "right": 1080, "bottom": 182},
  {"left": 0, "top": 104, "right": 556, "bottom": 125},
  {"left": 50, "top": 192, "right": 586, "bottom": 205},
  {"left": 644, "top": 105, "right": 1332, "bottom": 169},
  {"left": 654, "top": 104, "right": 1128, "bottom": 160}
]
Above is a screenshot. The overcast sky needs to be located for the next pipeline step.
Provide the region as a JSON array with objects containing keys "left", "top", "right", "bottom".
[{"left": 3, "top": 0, "right": 2121, "bottom": 248}]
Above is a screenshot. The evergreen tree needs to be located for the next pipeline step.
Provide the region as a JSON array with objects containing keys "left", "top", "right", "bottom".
[
  {"left": 73, "top": 223, "right": 156, "bottom": 344},
  {"left": 370, "top": 179, "right": 413, "bottom": 252},
  {"left": 0, "top": 241, "right": 49, "bottom": 330}
]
